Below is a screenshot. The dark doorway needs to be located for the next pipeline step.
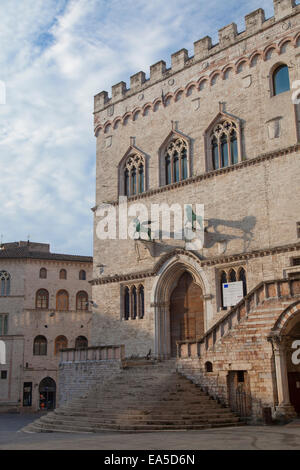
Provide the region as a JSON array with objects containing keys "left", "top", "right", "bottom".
[
  {"left": 170, "top": 272, "right": 204, "bottom": 357},
  {"left": 39, "top": 377, "right": 56, "bottom": 411},
  {"left": 23, "top": 382, "right": 32, "bottom": 407},
  {"left": 228, "top": 370, "right": 251, "bottom": 418},
  {"left": 288, "top": 372, "right": 300, "bottom": 414}
]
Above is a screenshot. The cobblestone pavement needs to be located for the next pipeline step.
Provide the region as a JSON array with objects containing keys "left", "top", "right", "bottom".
[{"left": 1, "top": 414, "right": 300, "bottom": 450}]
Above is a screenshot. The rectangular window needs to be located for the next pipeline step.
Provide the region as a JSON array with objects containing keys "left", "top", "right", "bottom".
[
  {"left": 0, "top": 314, "right": 8, "bottom": 335},
  {"left": 297, "top": 222, "right": 300, "bottom": 238},
  {"left": 1, "top": 371, "right": 7, "bottom": 379},
  {"left": 292, "top": 257, "right": 300, "bottom": 267}
]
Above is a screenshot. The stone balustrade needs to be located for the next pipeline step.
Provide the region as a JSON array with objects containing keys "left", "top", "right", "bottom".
[
  {"left": 60, "top": 345, "right": 125, "bottom": 363},
  {"left": 177, "top": 278, "right": 300, "bottom": 359}
]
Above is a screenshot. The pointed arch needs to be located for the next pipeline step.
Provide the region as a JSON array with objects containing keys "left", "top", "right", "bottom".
[
  {"left": 118, "top": 145, "right": 147, "bottom": 196},
  {"left": 204, "top": 110, "right": 242, "bottom": 172},
  {"left": 151, "top": 251, "right": 212, "bottom": 358},
  {"left": 158, "top": 129, "right": 191, "bottom": 186}
]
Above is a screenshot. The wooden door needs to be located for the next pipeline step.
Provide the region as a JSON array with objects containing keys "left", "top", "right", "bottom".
[
  {"left": 288, "top": 372, "right": 300, "bottom": 414},
  {"left": 170, "top": 272, "right": 204, "bottom": 357}
]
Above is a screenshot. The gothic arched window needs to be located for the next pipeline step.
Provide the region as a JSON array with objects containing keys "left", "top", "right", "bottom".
[
  {"left": 220, "top": 271, "right": 227, "bottom": 310},
  {"left": 76, "top": 291, "right": 88, "bottom": 311},
  {"left": 36, "top": 289, "right": 49, "bottom": 309},
  {"left": 33, "top": 336, "right": 47, "bottom": 356},
  {"left": 54, "top": 336, "right": 68, "bottom": 355},
  {"left": 272, "top": 64, "right": 290, "bottom": 96},
  {"left": 123, "top": 153, "right": 145, "bottom": 197},
  {"left": 138, "top": 285, "right": 145, "bottom": 319},
  {"left": 164, "top": 137, "right": 188, "bottom": 185},
  {"left": 132, "top": 286, "right": 137, "bottom": 320},
  {"left": 219, "top": 267, "right": 247, "bottom": 310},
  {"left": 124, "top": 287, "right": 130, "bottom": 320},
  {"left": 238, "top": 268, "right": 247, "bottom": 297},
  {"left": 0, "top": 271, "right": 10, "bottom": 296},
  {"left": 56, "top": 290, "right": 69, "bottom": 311},
  {"left": 229, "top": 269, "right": 237, "bottom": 283},
  {"left": 122, "top": 284, "right": 145, "bottom": 320},
  {"left": 210, "top": 120, "right": 240, "bottom": 170}
]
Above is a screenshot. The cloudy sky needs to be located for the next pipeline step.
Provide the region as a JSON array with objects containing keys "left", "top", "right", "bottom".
[{"left": 0, "top": 0, "right": 278, "bottom": 255}]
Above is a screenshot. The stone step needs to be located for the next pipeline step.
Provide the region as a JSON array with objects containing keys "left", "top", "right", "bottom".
[
  {"left": 53, "top": 410, "right": 232, "bottom": 420},
  {"left": 25, "top": 420, "right": 242, "bottom": 433},
  {"left": 41, "top": 415, "right": 239, "bottom": 426},
  {"left": 54, "top": 409, "right": 233, "bottom": 419},
  {"left": 22, "top": 364, "right": 243, "bottom": 434},
  {"left": 63, "top": 401, "right": 223, "bottom": 409}
]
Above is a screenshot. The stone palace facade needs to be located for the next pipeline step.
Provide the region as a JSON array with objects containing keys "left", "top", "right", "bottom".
[{"left": 87, "top": 0, "right": 300, "bottom": 420}]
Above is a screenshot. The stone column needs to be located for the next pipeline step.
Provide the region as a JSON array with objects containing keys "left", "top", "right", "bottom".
[
  {"left": 269, "top": 334, "right": 297, "bottom": 420},
  {"left": 152, "top": 301, "right": 170, "bottom": 360},
  {"left": 153, "top": 302, "right": 163, "bottom": 360}
]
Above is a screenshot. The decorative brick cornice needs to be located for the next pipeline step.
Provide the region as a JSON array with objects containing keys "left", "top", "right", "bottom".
[
  {"left": 90, "top": 241, "right": 300, "bottom": 285},
  {"left": 95, "top": 25, "right": 300, "bottom": 135}
]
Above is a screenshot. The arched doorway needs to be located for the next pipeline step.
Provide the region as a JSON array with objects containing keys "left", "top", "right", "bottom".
[
  {"left": 286, "top": 320, "right": 300, "bottom": 415},
  {"left": 270, "top": 301, "right": 300, "bottom": 419},
  {"left": 152, "top": 252, "right": 211, "bottom": 359},
  {"left": 170, "top": 272, "right": 204, "bottom": 357},
  {"left": 39, "top": 377, "right": 56, "bottom": 411}
]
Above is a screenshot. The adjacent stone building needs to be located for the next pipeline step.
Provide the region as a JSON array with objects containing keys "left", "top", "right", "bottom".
[
  {"left": 0, "top": 241, "right": 92, "bottom": 412},
  {"left": 87, "top": 0, "right": 300, "bottom": 420}
]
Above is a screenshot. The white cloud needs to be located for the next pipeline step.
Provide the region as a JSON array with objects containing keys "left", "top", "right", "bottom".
[{"left": 0, "top": 0, "right": 276, "bottom": 255}]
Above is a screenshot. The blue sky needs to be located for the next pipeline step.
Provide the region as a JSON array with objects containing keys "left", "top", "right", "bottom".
[{"left": 0, "top": 0, "right": 279, "bottom": 255}]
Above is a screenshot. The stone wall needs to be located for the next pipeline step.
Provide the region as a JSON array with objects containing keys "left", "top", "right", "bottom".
[
  {"left": 58, "top": 360, "right": 122, "bottom": 407},
  {"left": 176, "top": 279, "right": 300, "bottom": 422},
  {"left": 91, "top": 0, "right": 300, "bottom": 358},
  {"left": 0, "top": 251, "right": 93, "bottom": 411}
]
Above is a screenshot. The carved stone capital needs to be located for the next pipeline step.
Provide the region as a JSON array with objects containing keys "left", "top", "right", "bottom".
[{"left": 268, "top": 332, "right": 290, "bottom": 353}]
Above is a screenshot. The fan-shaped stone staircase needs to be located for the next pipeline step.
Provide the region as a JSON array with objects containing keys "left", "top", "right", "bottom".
[{"left": 22, "top": 360, "right": 243, "bottom": 433}]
